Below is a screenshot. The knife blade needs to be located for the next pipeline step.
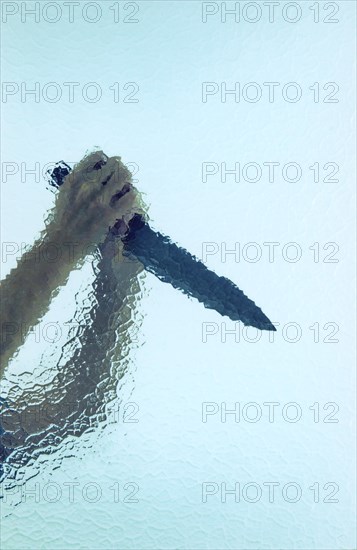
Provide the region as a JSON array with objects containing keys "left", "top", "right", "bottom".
[{"left": 122, "top": 214, "right": 276, "bottom": 331}]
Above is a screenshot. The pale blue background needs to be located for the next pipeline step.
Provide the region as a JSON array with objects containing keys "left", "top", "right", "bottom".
[{"left": 0, "top": 1, "right": 356, "bottom": 548}]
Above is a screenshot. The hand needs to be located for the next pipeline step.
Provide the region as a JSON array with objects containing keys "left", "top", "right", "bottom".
[{"left": 47, "top": 151, "right": 139, "bottom": 248}]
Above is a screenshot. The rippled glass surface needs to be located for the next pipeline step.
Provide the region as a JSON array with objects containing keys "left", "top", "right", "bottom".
[
  {"left": 1, "top": 2, "right": 356, "bottom": 549},
  {"left": 1, "top": 252, "right": 146, "bottom": 482}
]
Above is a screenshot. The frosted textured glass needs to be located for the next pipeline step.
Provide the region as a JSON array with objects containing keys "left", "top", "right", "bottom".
[{"left": 1, "top": 2, "right": 356, "bottom": 549}]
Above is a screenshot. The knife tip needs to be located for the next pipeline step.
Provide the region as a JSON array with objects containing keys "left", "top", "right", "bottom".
[{"left": 248, "top": 314, "right": 277, "bottom": 332}]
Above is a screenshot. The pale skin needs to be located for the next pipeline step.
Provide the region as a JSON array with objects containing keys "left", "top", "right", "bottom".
[
  {"left": 0, "top": 151, "right": 148, "bottom": 472},
  {"left": 0, "top": 151, "right": 145, "bottom": 378}
]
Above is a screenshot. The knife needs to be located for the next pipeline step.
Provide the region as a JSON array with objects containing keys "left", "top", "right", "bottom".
[{"left": 49, "top": 160, "right": 276, "bottom": 332}]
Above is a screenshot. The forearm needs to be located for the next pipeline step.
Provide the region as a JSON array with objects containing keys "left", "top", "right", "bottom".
[
  {"left": 0, "top": 229, "right": 79, "bottom": 375},
  {"left": 0, "top": 151, "right": 138, "bottom": 375}
]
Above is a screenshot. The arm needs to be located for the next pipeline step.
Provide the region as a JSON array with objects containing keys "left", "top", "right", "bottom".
[{"left": 0, "top": 151, "right": 138, "bottom": 377}]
